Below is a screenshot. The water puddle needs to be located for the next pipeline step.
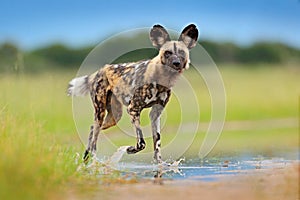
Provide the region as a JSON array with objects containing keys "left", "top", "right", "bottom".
[{"left": 76, "top": 146, "right": 299, "bottom": 182}]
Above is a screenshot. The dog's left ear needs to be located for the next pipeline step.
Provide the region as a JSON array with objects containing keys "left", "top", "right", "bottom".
[
  {"left": 178, "top": 24, "right": 198, "bottom": 49},
  {"left": 150, "top": 24, "right": 171, "bottom": 49}
]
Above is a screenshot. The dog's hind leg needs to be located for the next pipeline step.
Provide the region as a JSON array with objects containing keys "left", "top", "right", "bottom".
[
  {"left": 83, "top": 76, "right": 107, "bottom": 163},
  {"left": 83, "top": 124, "right": 95, "bottom": 162},
  {"left": 83, "top": 104, "right": 106, "bottom": 163},
  {"left": 90, "top": 99, "right": 106, "bottom": 156},
  {"left": 83, "top": 122, "right": 100, "bottom": 163}
]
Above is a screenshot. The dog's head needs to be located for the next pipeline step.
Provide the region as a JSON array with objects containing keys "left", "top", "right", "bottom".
[{"left": 150, "top": 24, "right": 198, "bottom": 72}]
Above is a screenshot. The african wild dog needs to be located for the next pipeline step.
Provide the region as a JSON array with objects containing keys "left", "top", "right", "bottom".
[{"left": 67, "top": 24, "right": 198, "bottom": 163}]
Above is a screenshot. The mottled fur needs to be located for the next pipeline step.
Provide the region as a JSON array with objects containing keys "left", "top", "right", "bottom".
[{"left": 67, "top": 24, "right": 198, "bottom": 163}]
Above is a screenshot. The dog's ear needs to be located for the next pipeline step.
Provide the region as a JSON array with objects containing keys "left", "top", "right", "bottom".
[
  {"left": 178, "top": 24, "right": 198, "bottom": 49},
  {"left": 150, "top": 24, "right": 171, "bottom": 49}
]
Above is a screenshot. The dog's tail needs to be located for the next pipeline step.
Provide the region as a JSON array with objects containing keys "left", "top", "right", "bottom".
[{"left": 67, "top": 72, "right": 98, "bottom": 97}]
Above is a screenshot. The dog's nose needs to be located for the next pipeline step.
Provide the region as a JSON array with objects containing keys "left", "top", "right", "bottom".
[{"left": 173, "top": 61, "right": 181, "bottom": 67}]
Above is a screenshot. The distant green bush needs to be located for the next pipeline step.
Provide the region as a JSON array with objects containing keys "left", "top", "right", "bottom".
[
  {"left": 201, "top": 41, "right": 241, "bottom": 63},
  {"left": 237, "top": 43, "right": 282, "bottom": 63},
  {"left": 30, "top": 44, "right": 92, "bottom": 69},
  {"left": 0, "top": 42, "right": 22, "bottom": 73},
  {"left": 201, "top": 41, "right": 300, "bottom": 64}
]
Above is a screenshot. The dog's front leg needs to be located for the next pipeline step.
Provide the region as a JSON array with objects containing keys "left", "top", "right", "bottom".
[
  {"left": 149, "top": 104, "right": 164, "bottom": 163},
  {"left": 126, "top": 106, "right": 146, "bottom": 154}
]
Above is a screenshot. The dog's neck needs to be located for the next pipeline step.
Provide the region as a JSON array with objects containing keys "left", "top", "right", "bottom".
[{"left": 144, "top": 56, "right": 181, "bottom": 89}]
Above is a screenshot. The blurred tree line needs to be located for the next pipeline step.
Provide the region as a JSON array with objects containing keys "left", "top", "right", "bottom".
[
  {"left": 1, "top": 33, "right": 299, "bottom": 73},
  {"left": 201, "top": 41, "right": 300, "bottom": 64}
]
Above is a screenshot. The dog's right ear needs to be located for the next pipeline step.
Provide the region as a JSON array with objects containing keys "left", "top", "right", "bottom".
[{"left": 150, "top": 24, "right": 171, "bottom": 49}]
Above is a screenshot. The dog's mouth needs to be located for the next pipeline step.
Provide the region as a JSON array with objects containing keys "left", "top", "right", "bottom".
[
  {"left": 165, "top": 63, "right": 184, "bottom": 74},
  {"left": 174, "top": 66, "right": 184, "bottom": 73},
  {"left": 177, "top": 68, "right": 183, "bottom": 73},
  {"left": 168, "top": 66, "right": 183, "bottom": 73}
]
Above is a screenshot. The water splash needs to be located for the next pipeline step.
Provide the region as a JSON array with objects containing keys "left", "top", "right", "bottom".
[
  {"left": 107, "top": 146, "right": 130, "bottom": 166},
  {"left": 153, "top": 158, "right": 186, "bottom": 177},
  {"left": 75, "top": 146, "right": 186, "bottom": 179},
  {"left": 166, "top": 157, "right": 185, "bottom": 167},
  {"left": 76, "top": 146, "right": 131, "bottom": 175}
]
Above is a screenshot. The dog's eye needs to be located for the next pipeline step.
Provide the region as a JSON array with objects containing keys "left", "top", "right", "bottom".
[
  {"left": 178, "top": 50, "right": 185, "bottom": 57},
  {"left": 164, "top": 51, "right": 172, "bottom": 57}
]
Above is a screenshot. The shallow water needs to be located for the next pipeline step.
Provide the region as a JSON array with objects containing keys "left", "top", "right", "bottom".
[
  {"left": 77, "top": 146, "right": 299, "bottom": 182},
  {"left": 117, "top": 157, "right": 298, "bottom": 181}
]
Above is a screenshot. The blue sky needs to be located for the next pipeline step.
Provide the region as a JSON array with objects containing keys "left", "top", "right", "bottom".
[{"left": 1, "top": 0, "right": 300, "bottom": 49}]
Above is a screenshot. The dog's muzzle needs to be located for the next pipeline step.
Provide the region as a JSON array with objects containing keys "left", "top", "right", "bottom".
[{"left": 170, "top": 56, "right": 183, "bottom": 72}]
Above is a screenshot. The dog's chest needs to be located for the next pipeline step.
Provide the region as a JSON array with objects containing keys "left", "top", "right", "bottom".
[{"left": 131, "top": 82, "right": 170, "bottom": 108}]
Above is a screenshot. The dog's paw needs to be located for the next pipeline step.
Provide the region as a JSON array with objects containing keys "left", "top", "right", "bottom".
[
  {"left": 155, "top": 158, "right": 163, "bottom": 164},
  {"left": 83, "top": 150, "right": 90, "bottom": 164},
  {"left": 126, "top": 146, "right": 138, "bottom": 154}
]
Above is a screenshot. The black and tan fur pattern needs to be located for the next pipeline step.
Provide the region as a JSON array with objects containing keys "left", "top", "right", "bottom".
[{"left": 67, "top": 24, "right": 198, "bottom": 163}]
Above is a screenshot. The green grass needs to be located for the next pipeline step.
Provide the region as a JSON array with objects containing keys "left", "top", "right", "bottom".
[
  {"left": 0, "top": 65, "right": 299, "bottom": 199},
  {"left": 0, "top": 72, "right": 81, "bottom": 200},
  {"left": 219, "top": 65, "right": 299, "bottom": 120}
]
